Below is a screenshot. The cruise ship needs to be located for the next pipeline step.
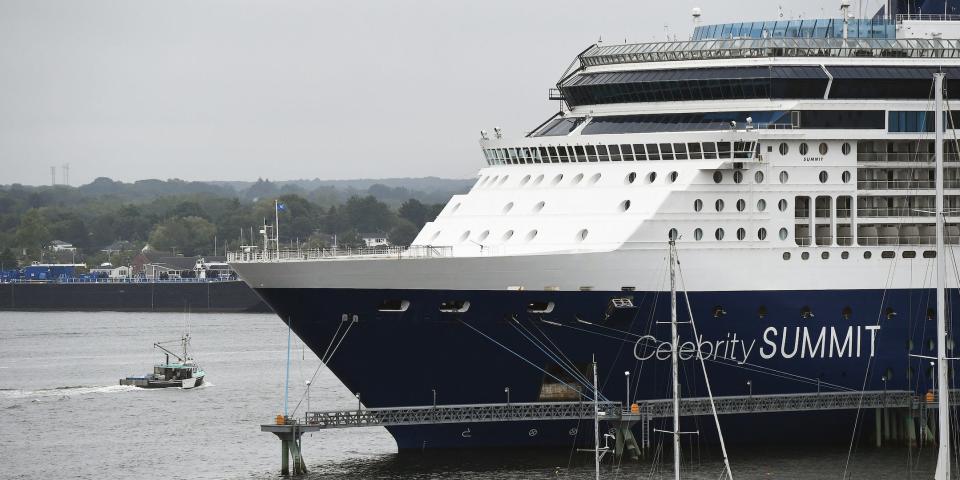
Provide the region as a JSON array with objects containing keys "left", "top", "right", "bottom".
[{"left": 231, "top": 0, "right": 960, "bottom": 450}]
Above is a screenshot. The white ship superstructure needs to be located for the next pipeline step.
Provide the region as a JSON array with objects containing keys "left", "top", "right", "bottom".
[{"left": 232, "top": 1, "right": 960, "bottom": 450}]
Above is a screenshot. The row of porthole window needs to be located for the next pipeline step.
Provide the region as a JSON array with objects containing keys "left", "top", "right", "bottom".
[
  {"left": 479, "top": 166, "right": 850, "bottom": 189},
  {"left": 694, "top": 198, "right": 789, "bottom": 213},
  {"left": 713, "top": 170, "right": 759, "bottom": 184},
  {"left": 783, "top": 250, "right": 937, "bottom": 261},
  {"left": 476, "top": 196, "right": 783, "bottom": 215},
  {"left": 775, "top": 142, "right": 852, "bottom": 156},
  {"left": 433, "top": 228, "right": 591, "bottom": 243},
  {"left": 626, "top": 171, "right": 679, "bottom": 184},
  {"left": 478, "top": 172, "right": 605, "bottom": 189},
  {"left": 711, "top": 169, "right": 851, "bottom": 185},
  {"left": 669, "top": 227, "right": 781, "bottom": 241}
]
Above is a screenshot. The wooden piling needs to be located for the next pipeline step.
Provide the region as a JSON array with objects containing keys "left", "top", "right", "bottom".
[{"left": 875, "top": 408, "right": 882, "bottom": 447}]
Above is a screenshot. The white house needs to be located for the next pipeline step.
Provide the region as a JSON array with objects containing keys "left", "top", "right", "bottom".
[
  {"left": 360, "top": 232, "right": 389, "bottom": 248},
  {"left": 49, "top": 240, "right": 76, "bottom": 252}
]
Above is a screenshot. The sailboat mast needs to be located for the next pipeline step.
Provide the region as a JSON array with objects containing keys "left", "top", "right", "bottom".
[
  {"left": 934, "top": 71, "right": 951, "bottom": 480},
  {"left": 593, "top": 356, "right": 600, "bottom": 480},
  {"left": 669, "top": 240, "right": 681, "bottom": 480}
]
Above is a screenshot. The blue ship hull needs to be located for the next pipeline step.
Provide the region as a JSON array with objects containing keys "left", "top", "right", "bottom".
[{"left": 256, "top": 287, "right": 950, "bottom": 450}]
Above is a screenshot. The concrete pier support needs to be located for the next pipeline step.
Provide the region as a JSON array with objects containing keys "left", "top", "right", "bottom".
[
  {"left": 883, "top": 408, "right": 891, "bottom": 442},
  {"left": 905, "top": 411, "right": 916, "bottom": 447},
  {"left": 875, "top": 408, "right": 882, "bottom": 447},
  {"left": 273, "top": 427, "right": 307, "bottom": 476},
  {"left": 614, "top": 421, "right": 640, "bottom": 461},
  {"left": 925, "top": 408, "right": 936, "bottom": 445}
]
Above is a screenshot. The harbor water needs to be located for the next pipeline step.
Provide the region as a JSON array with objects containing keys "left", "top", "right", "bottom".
[{"left": 0, "top": 312, "right": 943, "bottom": 479}]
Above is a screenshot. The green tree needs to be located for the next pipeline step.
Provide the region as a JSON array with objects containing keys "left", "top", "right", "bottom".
[
  {"left": 148, "top": 216, "right": 217, "bottom": 256},
  {"left": 170, "top": 200, "right": 206, "bottom": 219},
  {"left": 275, "top": 194, "right": 320, "bottom": 243},
  {"left": 15, "top": 209, "right": 52, "bottom": 257},
  {"left": 341, "top": 196, "right": 396, "bottom": 233},
  {"left": 244, "top": 178, "right": 279, "bottom": 201},
  {"left": 47, "top": 216, "right": 90, "bottom": 250},
  {"left": 388, "top": 219, "right": 419, "bottom": 246},
  {"left": 335, "top": 229, "right": 365, "bottom": 249},
  {"left": 0, "top": 248, "right": 17, "bottom": 270},
  {"left": 398, "top": 198, "right": 430, "bottom": 228}
]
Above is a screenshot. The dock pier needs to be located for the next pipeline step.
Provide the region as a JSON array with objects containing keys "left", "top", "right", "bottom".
[{"left": 262, "top": 390, "right": 957, "bottom": 476}]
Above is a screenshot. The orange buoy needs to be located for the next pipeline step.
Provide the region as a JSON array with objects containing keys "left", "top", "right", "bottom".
[
  {"left": 630, "top": 403, "right": 639, "bottom": 413},
  {"left": 926, "top": 391, "right": 936, "bottom": 403}
]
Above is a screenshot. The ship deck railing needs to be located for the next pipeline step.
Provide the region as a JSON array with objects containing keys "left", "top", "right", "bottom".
[
  {"left": 858, "top": 152, "right": 960, "bottom": 163},
  {"left": 580, "top": 37, "right": 960, "bottom": 67},
  {"left": 2, "top": 277, "right": 239, "bottom": 285},
  {"left": 229, "top": 245, "right": 454, "bottom": 263},
  {"left": 896, "top": 14, "right": 960, "bottom": 22}
]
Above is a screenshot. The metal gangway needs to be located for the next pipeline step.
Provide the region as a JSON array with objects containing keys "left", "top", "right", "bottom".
[
  {"left": 261, "top": 390, "right": 945, "bottom": 475},
  {"left": 297, "top": 400, "right": 620, "bottom": 429}
]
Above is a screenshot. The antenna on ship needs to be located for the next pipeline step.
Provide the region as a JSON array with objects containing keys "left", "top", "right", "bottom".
[
  {"left": 840, "top": 0, "right": 851, "bottom": 39},
  {"left": 691, "top": 7, "right": 702, "bottom": 39}
]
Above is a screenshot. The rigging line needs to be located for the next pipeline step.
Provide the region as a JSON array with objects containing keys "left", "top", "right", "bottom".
[
  {"left": 521, "top": 321, "right": 600, "bottom": 397},
  {"left": 290, "top": 317, "right": 357, "bottom": 416},
  {"left": 508, "top": 319, "right": 597, "bottom": 396},
  {"left": 563, "top": 416, "right": 584, "bottom": 478},
  {"left": 595, "top": 316, "right": 854, "bottom": 391},
  {"left": 555, "top": 316, "right": 857, "bottom": 392},
  {"left": 510, "top": 316, "right": 593, "bottom": 389},
  {"left": 600, "top": 256, "right": 668, "bottom": 396},
  {"left": 525, "top": 316, "right": 600, "bottom": 394},
  {"left": 945, "top": 90, "right": 960, "bottom": 474},
  {"left": 623, "top": 254, "right": 669, "bottom": 392},
  {"left": 674, "top": 248, "right": 733, "bottom": 480},
  {"left": 603, "top": 287, "right": 658, "bottom": 400},
  {"left": 564, "top": 308, "right": 858, "bottom": 393},
  {"left": 458, "top": 319, "right": 598, "bottom": 402},
  {"left": 844, "top": 242, "right": 900, "bottom": 478},
  {"left": 318, "top": 316, "right": 346, "bottom": 364}
]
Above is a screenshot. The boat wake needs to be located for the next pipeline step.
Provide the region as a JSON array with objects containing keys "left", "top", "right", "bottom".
[
  {"left": 183, "top": 381, "right": 214, "bottom": 389},
  {"left": 0, "top": 384, "right": 142, "bottom": 399}
]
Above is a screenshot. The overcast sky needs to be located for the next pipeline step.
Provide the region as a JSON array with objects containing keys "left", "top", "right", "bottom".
[{"left": 0, "top": 0, "right": 879, "bottom": 186}]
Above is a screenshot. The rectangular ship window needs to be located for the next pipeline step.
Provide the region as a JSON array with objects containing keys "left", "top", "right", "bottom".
[{"left": 633, "top": 144, "right": 646, "bottom": 160}]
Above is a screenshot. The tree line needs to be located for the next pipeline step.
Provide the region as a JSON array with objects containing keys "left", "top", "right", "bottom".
[{"left": 0, "top": 177, "right": 456, "bottom": 269}]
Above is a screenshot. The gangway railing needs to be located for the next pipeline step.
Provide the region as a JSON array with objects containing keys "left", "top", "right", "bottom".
[
  {"left": 265, "top": 390, "right": 951, "bottom": 432},
  {"left": 624, "top": 390, "right": 915, "bottom": 420},
  {"left": 297, "top": 401, "right": 621, "bottom": 430}
]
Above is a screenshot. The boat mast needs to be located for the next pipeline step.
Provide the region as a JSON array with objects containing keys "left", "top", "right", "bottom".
[
  {"left": 934, "top": 71, "right": 951, "bottom": 480},
  {"left": 593, "top": 355, "right": 600, "bottom": 480},
  {"left": 669, "top": 240, "right": 681, "bottom": 480}
]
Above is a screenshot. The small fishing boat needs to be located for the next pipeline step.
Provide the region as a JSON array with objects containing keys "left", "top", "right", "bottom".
[{"left": 120, "top": 334, "right": 205, "bottom": 389}]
